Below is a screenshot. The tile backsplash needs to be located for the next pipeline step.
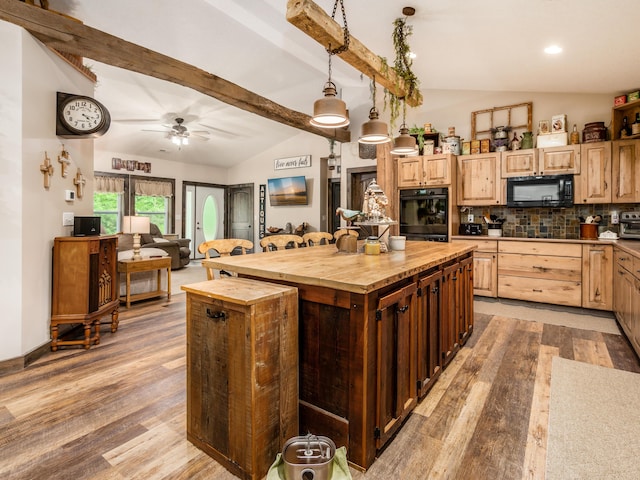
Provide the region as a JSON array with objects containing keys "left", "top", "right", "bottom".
[{"left": 464, "top": 204, "right": 637, "bottom": 239}]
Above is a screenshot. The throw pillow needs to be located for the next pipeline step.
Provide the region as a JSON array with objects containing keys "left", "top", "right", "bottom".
[{"left": 153, "top": 237, "right": 170, "bottom": 243}]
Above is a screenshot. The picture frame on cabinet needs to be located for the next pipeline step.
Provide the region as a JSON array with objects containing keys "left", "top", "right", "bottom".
[
  {"left": 538, "top": 120, "right": 550, "bottom": 135},
  {"left": 424, "top": 140, "right": 435, "bottom": 155},
  {"left": 551, "top": 114, "right": 567, "bottom": 133}
]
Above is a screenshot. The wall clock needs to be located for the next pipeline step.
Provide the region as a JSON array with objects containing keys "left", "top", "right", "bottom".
[{"left": 56, "top": 91, "right": 111, "bottom": 138}]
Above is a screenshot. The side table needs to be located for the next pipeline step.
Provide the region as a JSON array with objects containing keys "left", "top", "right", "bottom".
[{"left": 118, "top": 257, "right": 171, "bottom": 308}]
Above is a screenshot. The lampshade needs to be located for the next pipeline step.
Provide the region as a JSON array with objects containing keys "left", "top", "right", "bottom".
[
  {"left": 122, "top": 216, "right": 150, "bottom": 234},
  {"left": 390, "top": 125, "right": 419, "bottom": 155},
  {"left": 359, "top": 107, "right": 391, "bottom": 144},
  {"left": 310, "top": 82, "right": 350, "bottom": 128}
]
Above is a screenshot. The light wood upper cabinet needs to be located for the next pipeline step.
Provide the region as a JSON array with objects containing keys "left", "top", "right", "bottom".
[
  {"left": 576, "top": 141, "right": 611, "bottom": 204},
  {"left": 501, "top": 149, "right": 539, "bottom": 177},
  {"left": 398, "top": 154, "right": 452, "bottom": 187},
  {"left": 612, "top": 139, "right": 640, "bottom": 203},
  {"left": 456, "top": 153, "right": 502, "bottom": 206},
  {"left": 538, "top": 144, "right": 581, "bottom": 175}
]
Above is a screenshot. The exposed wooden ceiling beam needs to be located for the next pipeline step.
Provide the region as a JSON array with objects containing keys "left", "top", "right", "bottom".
[
  {"left": 0, "top": 0, "right": 350, "bottom": 143},
  {"left": 286, "top": 0, "right": 423, "bottom": 107}
]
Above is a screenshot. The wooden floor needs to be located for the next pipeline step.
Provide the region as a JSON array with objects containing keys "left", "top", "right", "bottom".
[{"left": 1, "top": 295, "right": 639, "bottom": 480}]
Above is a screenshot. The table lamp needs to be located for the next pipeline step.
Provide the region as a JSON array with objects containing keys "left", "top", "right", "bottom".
[{"left": 122, "top": 216, "right": 150, "bottom": 261}]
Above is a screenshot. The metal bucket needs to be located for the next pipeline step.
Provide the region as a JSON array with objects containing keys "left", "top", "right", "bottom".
[{"left": 282, "top": 434, "right": 336, "bottom": 480}]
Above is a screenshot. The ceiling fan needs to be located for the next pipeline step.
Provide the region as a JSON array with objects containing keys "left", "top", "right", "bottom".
[{"left": 142, "top": 117, "right": 211, "bottom": 146}]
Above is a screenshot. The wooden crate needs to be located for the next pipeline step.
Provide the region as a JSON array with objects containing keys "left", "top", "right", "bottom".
[{"left": 184, "top": 278, "right": 298, "bottom": 480}]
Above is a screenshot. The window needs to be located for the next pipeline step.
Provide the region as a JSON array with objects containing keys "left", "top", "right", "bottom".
[{"left": 93, "top": 172, "right": 175, "bottom": 234}]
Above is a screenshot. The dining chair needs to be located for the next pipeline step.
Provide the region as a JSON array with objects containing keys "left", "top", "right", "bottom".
[
  {"left": 259, "top": 234, "right": 304, "bottom": 252},
  {"left": 197, "top": 238, "right": 254, "bottom": 280},
  {"left": 333, "top": 228, "right": 359, "bottom": 241},
  {"left": 303, "top": 231, "right": 334, "bottom": 247}
]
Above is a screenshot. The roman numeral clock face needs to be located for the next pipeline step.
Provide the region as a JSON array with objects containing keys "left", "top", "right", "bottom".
[{"left": 56, "top": 92, "right": 111, "bottom": 138}]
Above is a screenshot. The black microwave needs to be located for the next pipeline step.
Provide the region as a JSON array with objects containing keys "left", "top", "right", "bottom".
[{"left": 506, "top": 174, "right": 573, "bottom": 208}]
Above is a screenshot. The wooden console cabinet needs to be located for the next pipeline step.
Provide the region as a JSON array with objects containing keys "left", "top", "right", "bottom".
[
  {"left": 50, "top": 235, "right": 119, "bottom": 351},
  {"left": 183, "top": 278, "right": 298, "bottom": 480}
]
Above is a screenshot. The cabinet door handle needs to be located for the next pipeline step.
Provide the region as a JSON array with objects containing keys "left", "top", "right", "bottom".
[
  {"left": 206, "top": 309, "right": 226, "bottom": 321},
  {"left": 533, "top": 289, "right": 543, "bottom": 293},
  {"left": 398, "top": 305, "right": 409, "bottom": 313}
]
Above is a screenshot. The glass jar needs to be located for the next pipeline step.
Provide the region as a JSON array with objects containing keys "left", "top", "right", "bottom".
[{"left": 364, "top": 236, "right": 381, "bottom": 255}]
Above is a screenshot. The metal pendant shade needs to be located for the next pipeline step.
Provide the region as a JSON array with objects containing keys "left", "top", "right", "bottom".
[
  {"left": 390, "top": 124, "right": 418, "bottom": 155},
  {"left": 359, "top": 107, "right": 391, "bottom": 144},
  {"left": 310, "top": 82, "right": 350, "bottom": 128}
]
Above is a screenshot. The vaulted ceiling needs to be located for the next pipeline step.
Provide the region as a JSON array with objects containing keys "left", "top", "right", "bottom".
[{"left": 36, "top": 0, "right": 640, "bottom": 167}]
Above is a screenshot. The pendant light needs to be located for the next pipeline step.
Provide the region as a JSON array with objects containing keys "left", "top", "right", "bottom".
[
  {"left": 359, "top": 77, "right": 391, "bottom": 144},
  {"left": 310, "top": 0, "right": 351, "bottom": 129},
  {"left": 390, "top": 99, "right": 418, "bottom": 155}
]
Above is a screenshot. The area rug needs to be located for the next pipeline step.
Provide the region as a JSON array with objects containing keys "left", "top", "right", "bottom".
[
  {"left": 546, "top": 356, "right": 640, "bottom": 479},
  {"left": 474, "top": 298, "right": 620, "bottom": 335}
]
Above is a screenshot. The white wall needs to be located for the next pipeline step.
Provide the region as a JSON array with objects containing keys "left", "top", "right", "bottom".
[
  {"left": 93, "top": 150, "right": 229, "bottom": 237},
  {"left": 227, "top": 131, "right": 330, "bottom": 245},
  {"left": 0, "top": 22, "right": 96, "bottom": 362}
]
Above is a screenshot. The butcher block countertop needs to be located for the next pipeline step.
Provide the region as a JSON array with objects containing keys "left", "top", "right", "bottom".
[
  {"left": 202, "top": 241, "right": 475, "bottom": 294},
  {"left": 452, "top": 235, "right": 640, "bottom": 257}
]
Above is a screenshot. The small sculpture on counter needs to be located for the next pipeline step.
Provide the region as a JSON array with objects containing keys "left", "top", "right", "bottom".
[
  {"left": 267, "top": 226, "right": 283, "bottom": 234},
  {"left": 294, "top": 222, "right": 309, "bottom": 235},
  {"left": 336, "top": 207, "right": 363, "bottom": 225},
  {"left": 362, "top": 179, "right": 392, "bottom": 222}
]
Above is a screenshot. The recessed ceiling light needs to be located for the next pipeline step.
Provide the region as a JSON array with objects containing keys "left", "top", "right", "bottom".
[{"left": 544, "top": 45, "right": 563, "bottom": 55}]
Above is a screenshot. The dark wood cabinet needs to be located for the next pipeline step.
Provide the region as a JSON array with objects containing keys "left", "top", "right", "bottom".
[
  {"left": 50, "top": 235, "right": 119, "bottom": 350},
  {"left": 441, "top": 262, "right": 461, "bottom": 367},
  {"left": 184, "top": 278, "right": 298, "bottom": 480},
  {"left": 375, "top": 283, "right": 418, "bottom": 448},
  {"left": 458, "top": 255, "right": 474, "bottom": 345},
  {"left": 416, "top": 270, "right": 442, "bottom": 398}
]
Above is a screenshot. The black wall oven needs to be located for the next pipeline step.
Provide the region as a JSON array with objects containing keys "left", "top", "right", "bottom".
[{"left": 399, "top": 187, "right": 448, "bottom": 242}]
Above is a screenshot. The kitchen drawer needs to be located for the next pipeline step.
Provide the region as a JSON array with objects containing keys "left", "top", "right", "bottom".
[
  {"left": 453, "top": 238, "right": 498, "bottom": 252},
  {"left": 498, "top": 275, "right": 582, "bottom": 307},
  {"left": 498, "top": 253, "right": 582, "bottom": 282},
  {"left": 615, "top": 249, "right": 634, "bottom": 272},
  {"left": 498, "top": 241, "right": 582, "bottom": 257}
]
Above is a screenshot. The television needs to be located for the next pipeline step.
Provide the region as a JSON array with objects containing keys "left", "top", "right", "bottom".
[
  {"left": 73, "top": 216, "right": 101, "bottom": 237},
  {"left": 267, "top": 176, "right": 308, "bottom": 206}
]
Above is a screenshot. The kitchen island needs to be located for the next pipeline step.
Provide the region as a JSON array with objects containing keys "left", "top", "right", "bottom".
[{"left": 202, "top": 241, "right": 475, "bottom": 470}]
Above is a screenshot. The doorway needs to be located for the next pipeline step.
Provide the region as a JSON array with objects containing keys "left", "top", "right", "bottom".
[
  {"left": 184, "top": 182, "right": 226, "bottom": 259},
  {"left": 328, "top": 178, "right": 341, "bottom": 234},
  {"left": 227, "top": 184, "right": 254, "bottom": 244},
  {"left": 347, "top": 167, "right": 377, "bottom": 237}
]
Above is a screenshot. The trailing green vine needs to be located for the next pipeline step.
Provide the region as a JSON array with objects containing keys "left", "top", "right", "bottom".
[{"left": 383, "top": 17, "right": 422, "bottom": 131}]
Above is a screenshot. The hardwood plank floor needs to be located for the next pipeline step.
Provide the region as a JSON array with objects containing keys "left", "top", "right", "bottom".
[{"left": 1, "top": 296, "right": 638, "bottom": 480}]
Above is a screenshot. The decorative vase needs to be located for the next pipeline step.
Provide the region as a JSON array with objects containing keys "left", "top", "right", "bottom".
[{"left": 521, "top": 131, "right": 534, "bottom": 149}]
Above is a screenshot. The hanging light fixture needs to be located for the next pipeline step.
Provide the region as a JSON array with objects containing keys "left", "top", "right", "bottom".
[
  {"left": 390, "top": 99, "right": 418, "bottom": 155},
  {"left": 170, "top": 117, "right": 189, "bottom": 146},
  {"left": 359, "top": 77, "right": 391, "bottom": 144},
  {"left": 310, "top": 0, "right": 350, "bottom": 129}
]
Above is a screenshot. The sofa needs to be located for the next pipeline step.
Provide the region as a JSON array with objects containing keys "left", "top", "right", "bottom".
[{"left": 118, "top": 223, "right": 191, "bottom": 269}]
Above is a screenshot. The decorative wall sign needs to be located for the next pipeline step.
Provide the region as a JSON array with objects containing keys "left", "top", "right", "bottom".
[
  {"left": 274, "top": 155, "right": 311, "bottom": 170},
  {"left": 111, "top": 157, "right": 151, "bottom": 173},
  {"left": 259, "top": 184, "right": 266, "bottom": 238}
]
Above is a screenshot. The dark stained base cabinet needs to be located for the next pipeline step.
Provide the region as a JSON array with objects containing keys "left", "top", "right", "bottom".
[
  {"left": 294, "top": 253, "right": 475, "bottom": 470},
  {"left": 184, "top": 278, "right": 299, "bottom": 480},
  {"left": 50, "top": 235, "right": 119, "bottom": 351}
]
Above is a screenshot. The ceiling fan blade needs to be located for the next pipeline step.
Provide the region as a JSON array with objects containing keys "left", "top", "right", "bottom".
[
  {"left": 190, "top": 133, "right": 211, "bottom": 141},
  {"left": 197, "top": 123, "right": 242, "bottom": 138},
  {"left": 190, "top": 130, "right": 211, "bottom": 135},
  {"left": 114, "top": 118, "right": 164, "bottom": 124},
  {"left": 141, "top": 128, "right": 171, "bottom": 133}
]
